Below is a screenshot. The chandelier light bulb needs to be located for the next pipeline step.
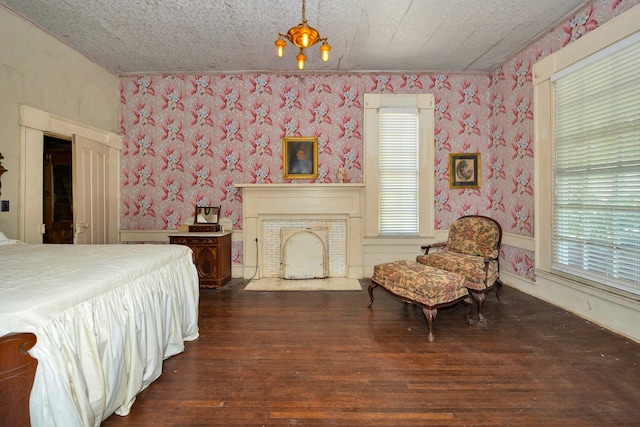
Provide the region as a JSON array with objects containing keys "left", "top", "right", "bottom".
[
  {"left": 275, "top": 37, "right": 286, "bottom": 57},
  {"left": 320, "top": 42, "right": 331, "bottom": 62},
  {"left": 297, "top": 51, "right": 306, "bottom": 70}
]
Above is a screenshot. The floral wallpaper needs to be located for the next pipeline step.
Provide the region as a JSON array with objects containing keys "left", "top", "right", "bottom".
[{"left": 118, "top": 0, "right": 638, "bottom": 278}]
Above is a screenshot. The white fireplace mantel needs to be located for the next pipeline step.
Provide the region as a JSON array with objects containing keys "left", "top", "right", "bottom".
[{"left": 236, "top": 184, "right": 365, "bottom": 279}]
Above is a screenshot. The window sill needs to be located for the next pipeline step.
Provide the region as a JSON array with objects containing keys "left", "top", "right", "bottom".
[{"left": 536, "top": 269, "right": 640, "bottom": 305}]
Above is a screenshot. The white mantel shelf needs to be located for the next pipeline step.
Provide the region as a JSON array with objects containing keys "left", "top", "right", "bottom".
[{"left": 237, "top": 183, "right": 365, "bottom": 279}]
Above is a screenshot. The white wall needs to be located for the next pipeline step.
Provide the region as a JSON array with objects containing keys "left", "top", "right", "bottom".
[{"left": 0, "top": 7, "right": 118, "bottom": 238}]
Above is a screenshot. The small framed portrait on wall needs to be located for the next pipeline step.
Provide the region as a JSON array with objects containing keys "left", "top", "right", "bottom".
[
  {"left": 283, "top": 137, "right": 318, "bottom": 179},
  {"left": 450, "top": 153, "right": 481, "bottom": 189}
]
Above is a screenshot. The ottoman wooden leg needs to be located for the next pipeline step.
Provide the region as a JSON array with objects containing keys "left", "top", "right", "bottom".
[
  {"left": 367, "top": 282, "right": 378, "bottom": 308},
  {"left": 424, "top": 297, "right": 473, "bottom": 342},
  {"left": 422, "top": 307, "right": 437, "bottom": 342}
]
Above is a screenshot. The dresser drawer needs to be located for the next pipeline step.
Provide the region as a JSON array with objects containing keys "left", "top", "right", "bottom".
[{"left": 169, "top": 232, "right": 231, "bottom": 288}]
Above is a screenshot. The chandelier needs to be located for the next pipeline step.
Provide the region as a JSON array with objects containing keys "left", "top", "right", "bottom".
[{"left": 275, "top": 0, "right": 331, "bottom": 70}]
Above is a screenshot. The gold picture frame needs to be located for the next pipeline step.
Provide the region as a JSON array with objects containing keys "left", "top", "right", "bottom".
[
  {"left": 283, "top": 137, "right": 318, "bottom": 179},
  {"left": 450, "top": 153, "right": 481, "bottom": 189}
]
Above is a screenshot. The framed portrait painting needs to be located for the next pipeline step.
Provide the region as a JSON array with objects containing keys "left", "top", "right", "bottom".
[
  {"left": 283, "top": 137, "right": 318, "bottom": 179},
  {"left": 450, "top": 153, "right": 481, "bottom": 189}
]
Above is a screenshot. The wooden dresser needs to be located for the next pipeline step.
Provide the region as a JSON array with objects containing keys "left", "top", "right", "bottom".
[{"left": 169, "top": 232, "right": 232, "bottom": 288}]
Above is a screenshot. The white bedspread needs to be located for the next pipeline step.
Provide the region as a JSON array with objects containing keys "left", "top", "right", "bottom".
[{"left": 0, "top": 243, "right": 200, "bottom": 427}]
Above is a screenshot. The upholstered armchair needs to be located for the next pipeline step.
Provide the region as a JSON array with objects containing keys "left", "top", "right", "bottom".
[{"left": 416, "top": 215, "right": 503, "bottom": 321}]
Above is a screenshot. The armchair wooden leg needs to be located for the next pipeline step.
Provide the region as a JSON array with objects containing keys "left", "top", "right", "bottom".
[
  {"left": 463, "top": 296, "right": 474, "bottom": 325},
  {"left": 471, "top": 291, "right": 487, "bottom": 322},
  {"left": 495, "top": 279, "right": 504, "bottom": 302}
]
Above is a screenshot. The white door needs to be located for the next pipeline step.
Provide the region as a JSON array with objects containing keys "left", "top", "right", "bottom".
[{"left": 73, "top": 135, "right": 109, "bottom": 244}]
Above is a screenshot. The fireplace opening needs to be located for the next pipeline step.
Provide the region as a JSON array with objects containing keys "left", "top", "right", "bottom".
[{"left": 281, "top": 228, "right": 329, "bottom": 279}]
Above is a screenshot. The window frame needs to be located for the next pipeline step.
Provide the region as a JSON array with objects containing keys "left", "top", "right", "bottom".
[
  {"left": 532, "top": 6, "right": 640, "bottom": 297},
  {"left": 363, "top": 93, "right": 435, "bottom": 238}
]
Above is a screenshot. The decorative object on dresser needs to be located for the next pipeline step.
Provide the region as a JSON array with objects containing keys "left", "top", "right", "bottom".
[
  {"left": 189, "top": 206, "right": 220, "bottom": 232},
  {"left": 169, "top": 232, "right": 232, "bottom": 288}
]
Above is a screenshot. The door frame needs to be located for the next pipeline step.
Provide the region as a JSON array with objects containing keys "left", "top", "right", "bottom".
[{"left": 18, "top": 105, "right": 121, "bottom": 243}]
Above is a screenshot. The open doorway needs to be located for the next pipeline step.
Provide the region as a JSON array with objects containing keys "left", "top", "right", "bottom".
[
  {"left": 43, "top": 135, "right": 73, "bottom": 244},
  {"left": 19, "top": 106, "right": 121, "bottom": 244}
]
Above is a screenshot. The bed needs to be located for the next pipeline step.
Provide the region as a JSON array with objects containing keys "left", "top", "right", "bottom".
[{"left": 0, "top": 237, "right": 200, "bottom": 427}]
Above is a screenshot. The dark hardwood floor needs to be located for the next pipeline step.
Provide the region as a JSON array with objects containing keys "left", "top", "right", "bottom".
[{"left": 103, "top": 279, "right": 640, "bottom": 426}]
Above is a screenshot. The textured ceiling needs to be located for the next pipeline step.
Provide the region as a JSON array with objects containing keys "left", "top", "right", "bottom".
[{"left": 1, "top": 0, "right": 592, "bottom": 75}]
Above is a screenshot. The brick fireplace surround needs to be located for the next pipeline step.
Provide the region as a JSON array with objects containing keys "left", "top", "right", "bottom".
[{"left": 236, "top": 184, "right": 365, "bottom": 279}]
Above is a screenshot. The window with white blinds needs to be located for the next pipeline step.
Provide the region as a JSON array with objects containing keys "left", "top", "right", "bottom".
[
  {"left": 378, "top": 110, "right": 419, "bottom": 235},
  {"left": 552, "top": 34, "right": 640, "bottom": 293}
]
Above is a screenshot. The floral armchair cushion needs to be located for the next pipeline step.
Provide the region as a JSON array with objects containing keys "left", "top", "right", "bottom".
[
  {"left": 446, "top": 215, "right": 501, "bottom": 259},
  {"left": 416, "top": 251, "right": 499, "bottom": 291},
  {"left": 416, "top": 215, "right": 502, "bottom": 291}
]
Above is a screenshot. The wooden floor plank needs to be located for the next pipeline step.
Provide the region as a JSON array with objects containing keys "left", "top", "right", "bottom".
[{"left": 103, "top": 279, "right": 640, "bottom": 426}]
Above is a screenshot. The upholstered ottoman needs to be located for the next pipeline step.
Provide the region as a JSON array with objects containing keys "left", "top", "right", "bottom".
[{"left": 369, "top": 260, "right": 473, "bottom": 342}]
